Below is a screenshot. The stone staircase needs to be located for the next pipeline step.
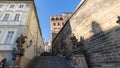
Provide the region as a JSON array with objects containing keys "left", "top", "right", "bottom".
[{"left": 26, "top": 56, "right": 74, "bottom": 68}]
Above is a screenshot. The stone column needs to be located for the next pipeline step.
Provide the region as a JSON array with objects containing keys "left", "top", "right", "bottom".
[
  {"left": 11, "top": 48, "right": 25, "bottom": 68},
  {"left": 71, "top": 54, "right": 88, "bottom": 68},
  {"left": 14, "top": 55, "right": 21, "bottom": 67}
]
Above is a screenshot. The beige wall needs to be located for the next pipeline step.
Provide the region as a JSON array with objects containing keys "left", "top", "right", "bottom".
[
  {"left": 70, "top": 0, "right": 119, "bottom": 40},
  {"left": 20, "top": 2, "right": 44, "bottom": 68},
  {"left": 70, "top": 0, "right": 120, "bottom": 67},
  {"left": 53, "top": 0, "right": 120, "bottom": 67},
  {"left": 52, "top": 21, "right": 73, "bottom": 56}
]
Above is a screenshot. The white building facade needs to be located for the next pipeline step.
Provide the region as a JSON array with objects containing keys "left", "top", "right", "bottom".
[
  {"left": 0, "top": 1, "right": 44, "bottom": 67},
  {"left": 44, "top": 41, "right": 52, "bottom": 52}
]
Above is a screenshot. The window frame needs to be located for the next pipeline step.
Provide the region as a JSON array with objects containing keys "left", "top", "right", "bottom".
[
  {"left": 4, "top": 29, "right": 17, "bottom": 44},
  {"left": 14, "top": 14, "right": 20, "bottom": 21},
  {"left": 62, "top": 22, "right": 64, "bottom": 25},
  {"left": 0, "top": 4, "right": 3, "bottom": 8},
  {"left": 9, "top": 4, "right": 15, "bottom": 8},
  {"left": 3, "top": 14, "right": 10, "bottom": 21},
  {"left": 0, "top": 31, "right": 2, "bottom": 40},
  {"left": 19, "top": 4, "right": 24, "bottom": 8},
  {"left": 53, "top": 23, "right": 56, "bottom": 26},
  {"left": 5, "top": 31, "right": 15, "bottom": 44},
  {"left": 58, "top": 22, "right": 60, "bottom": 26}
]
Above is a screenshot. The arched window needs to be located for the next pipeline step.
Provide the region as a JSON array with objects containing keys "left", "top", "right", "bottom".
[
  {"left": 62, "top": 22, "right": 64, "bottom": 25},
  {"left": 58, "top": 22, "right": 60, "bottom": 26},
  {"left": 51, "top": 18, "right": 55, "bottom": 21},
  {"left": 56, "top": 17, "right": 59, "bottom": 20},
  {"left": 53, "top": 23, "right": 56, "bottom": 26},
  {"left": 60, "top": 17, "right": 63, "bottom": 20}
]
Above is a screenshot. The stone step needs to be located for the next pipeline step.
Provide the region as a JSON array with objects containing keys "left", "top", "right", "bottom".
[{"left": 26, "top": 56, "right": 74, "bottom": 68}]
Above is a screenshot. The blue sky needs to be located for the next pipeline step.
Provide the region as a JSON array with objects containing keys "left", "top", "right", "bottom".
[{"left": 34, "top": 0, "right": 80, "bottom": 42}]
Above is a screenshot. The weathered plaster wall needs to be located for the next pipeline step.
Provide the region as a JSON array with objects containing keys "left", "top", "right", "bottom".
[{"left": 70, "top": 0, "right": 120, "bottom": 67}]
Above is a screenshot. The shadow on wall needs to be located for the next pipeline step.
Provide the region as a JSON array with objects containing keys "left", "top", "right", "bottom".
[
  {"left": 52, "top": 20, "right": 73, "bottom": 60},
  {"left": 52, "top": 19, "right": 120, "bottom": 67},
  {"left": 80, "top": 21, "right": 120, "bottom": 67}
]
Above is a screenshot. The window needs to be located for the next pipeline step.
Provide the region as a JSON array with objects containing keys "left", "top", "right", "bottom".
[
  {"left": 58, "top": 23, "right": 60, "bottom": 26},
  {"left": 53, "top": 23, "right": 56, "bottom": 26},
  {"left": 14, "top": 14, "right": 20, "bottom": 21},
  {"left": 3, "top": 14, "right": 10, "bottom": 21},
  {"left": 0, "top": 4, "right": 3, "bottom": 8},
  {"left": 19, "top": 5, "right": 24, "bottom": 8},
  {"left": 56, "top": 17, "right": 59, "bottom": 20},
  {"left": 60, "top": 17, "right": 63, "bottom": 20},
  {"left": 5, "top": 31, "right": 14, "bottom": 44},
  {"left": 62, "top": 22, "right": 64, "bottom": 25},
  {"left": 0, "top": 31, "right": 1, "bottom": 38},
  {"left": 51, "top": 18, "right": 55, "bottom": 21},
  {"left": 10, "top": 5, "right": 15, "bottom": 8},
  {"left": 0, "top": 31, "right": 2, "bottom": 43}
]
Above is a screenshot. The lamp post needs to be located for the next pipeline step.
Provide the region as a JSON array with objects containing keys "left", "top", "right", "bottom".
[{"left": 27, "top": 40, "right": 32, "bottom": 48}]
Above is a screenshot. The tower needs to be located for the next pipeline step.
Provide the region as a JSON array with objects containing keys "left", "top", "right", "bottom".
[{"left": 50, "top": 12, "right": 72, "bottom": 40}]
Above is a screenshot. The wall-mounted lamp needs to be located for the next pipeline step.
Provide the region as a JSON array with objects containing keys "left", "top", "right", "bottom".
[
  {"left": 117, "top": 16, "right": 120, "bottom": 24},
  {"left": 27, "top": 40, "right": 32, "bottom": 48}
]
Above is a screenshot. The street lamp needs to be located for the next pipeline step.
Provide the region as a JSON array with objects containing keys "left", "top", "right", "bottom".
[{"left": 27, "top": 40, "right": 32, "bottom": 48}]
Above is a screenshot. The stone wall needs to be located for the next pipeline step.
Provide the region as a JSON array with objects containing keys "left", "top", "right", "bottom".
[
  {"left": 53, "top": 0, "right": 120, "bottom": 67},
  {"left": 70, "top": 0, "right": 120, "bottom": 67},
  {"left": 52, "top": 21, "right": 73, "bottom": 58}
]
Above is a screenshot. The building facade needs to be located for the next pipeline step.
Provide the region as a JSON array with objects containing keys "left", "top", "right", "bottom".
[
  {"left": 0, "top": 0, "right": 44, "bottom": 67},
  {"left": 50, "top": 12, "right": 72, "bottom": 40},
  {"left": 52, "top": 0, "right": 120, "bottom": 68},
  {"left": 44, "top": 42, "right": 50, "bottom": 52}
]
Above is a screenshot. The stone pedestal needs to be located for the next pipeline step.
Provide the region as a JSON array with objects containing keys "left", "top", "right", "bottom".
[
  {"left": 10, "top": 56, "right": 21, "bottom": 68},
  {"left": 10, "top": 49, "right": 25, "bottom": 68},
  {"left": 14, "top": 55, "right": 21, "bottom": 67},
  {"left": 71, "top": 54, "right": 88, "bottom": 68}
]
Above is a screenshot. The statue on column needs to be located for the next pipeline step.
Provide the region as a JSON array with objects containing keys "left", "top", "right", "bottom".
[
  {"left": 70, "top": 35, "right": 88, "bottom": 68},
  {"left": 70, "top": 34, "right": 78, "bottom": 54},
  {"left": 11, "top": 34, "right": 27, "bottom": 67},
  {"left": 16, "top": 34, "right": 27, "bottom": 50}
]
